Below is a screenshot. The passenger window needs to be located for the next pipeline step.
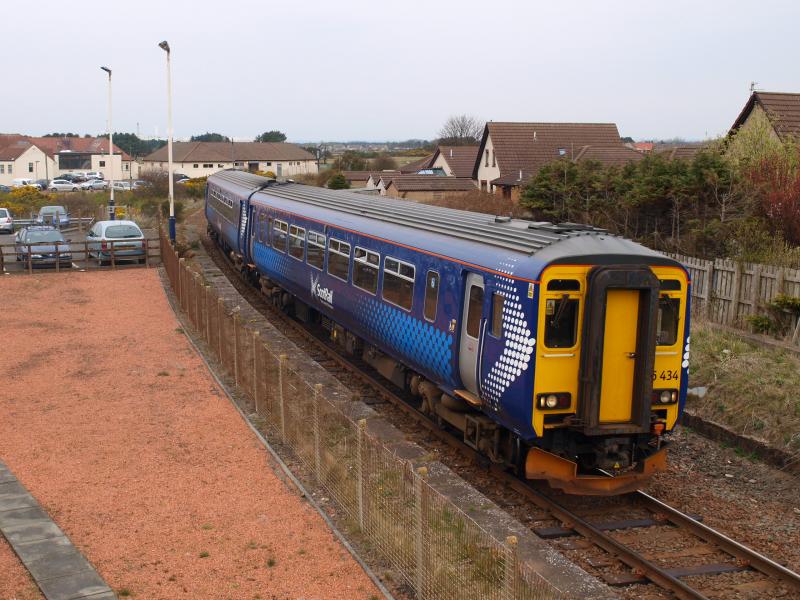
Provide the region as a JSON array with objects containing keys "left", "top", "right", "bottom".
[
  {"left": 466, "top": 285, "right": 484, "bottom": 338},
  {"left": 544, "top": 295, "right": 579, "bottom": 348},
  {"left": 424, "top": 271, "right": 439, "bottom": 321},
  {"left": 547, "top": 279, "right": 580, "bottom": 291},
  {"left": 272, "top": 220, "right": 287, "bottom": 251},
  {"left": 307, "top": 231, "right": 325, "bottom": 270},
  {"left": 289, "top": 225, "right": 305, "bottom": 260},
  {"left": 327, "top": 238, "right": 350, "bottom": 281},
  {"left": 491, "top": 293, "right": 504, "bottom": 337},
  {"left": 659, "top": 279, "right": 682, "bottom": 291},
  {"left": 382, "top": 257, "right": 415, "bottom": 311},
  {"left": 657, "top": 297, "right": 680, "bottom": 346},
  {"left": 353, "top": 247, "right": 379, "bottom": 294}
]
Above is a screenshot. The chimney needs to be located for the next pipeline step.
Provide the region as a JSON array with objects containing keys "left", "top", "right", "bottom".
[{"left": 533, "top": 131, "right": 537, "bottom": 141}]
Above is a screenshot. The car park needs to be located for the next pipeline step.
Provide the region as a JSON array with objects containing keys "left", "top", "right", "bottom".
[
  {"left": 49, "top": 179, "right": 80, "bottom": 192},
  {"left": 0, "top": 207, "right": 13, "bottom": 233},
  {"left": 15, "top": 226, "right": 72, "bottom": 268},
  {"left": 36, "top": 205, "right": 70, "bottom": 227},
  {"left": 81, "top": 179, "right": 109, "bottom": 190},
  {"left": 112, "top": 181, "right": 132, "bottom": 191},
  {"left": 86, "top": 220, "right": 146, "bottom": 264},
  {"left": 84, "top": 171, "right": 104, "bottom": 180},
  {"left": 0, "top": 185, "right": 11, "bottom": 193},
  {"left": 11, "top": 178, "right": 43, "bottom": 190}
]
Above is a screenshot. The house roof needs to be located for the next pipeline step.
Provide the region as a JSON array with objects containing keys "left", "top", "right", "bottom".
[
  {"left": 342, "top": 170, "right": 375, "bottom": 182},
  {"left": 0, "top": 135, "right": 131, "bottom": 160},
  {"left": 399, "top": 154, "right": 435, "bottom": 173},
  {"left": 730, "top": 91, "right": 800, "bottom": 140},
  {"left": 572, "top": 144, "right": 644, "bottom": 165},
  {"left": 654, "top": 144, "right": 706, "bottom": 161},
  {"left": 143, "top": 141, "right": 315, "bottom": 163},
  {"left": 432, "top": 145, "right": 480, "bottom": 178},
  {"left": 385, "top": 175, "right": 475, "bottom": 192},
  {"left": 0, "top": 140, "right": 37, "bottom": 161},
  {"left": 474, "top": 122, "right": 628, "bottom": 180}
]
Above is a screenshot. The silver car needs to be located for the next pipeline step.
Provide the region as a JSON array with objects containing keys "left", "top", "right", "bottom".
[
  {"left": 86, "top": 220, "right": 146, "bottom": 264},
  {"left": 0, "top": 207, "right": 13, "bottom": 233},
  {"left": 81, "top": 179, "right": 109, "bottom": 191},
  {"left": 49, "top": 179, "right": 80, "bottom": 192}
]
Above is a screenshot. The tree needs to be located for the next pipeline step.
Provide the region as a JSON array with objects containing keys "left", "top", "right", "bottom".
[
  {"left": 112, "top": 133, "right": 166, "bottom": 158},
  {"left": 371, "top": 153, "right": 397, "bottom": 171},
  {"left": 332, "top": 151, "right": 368, "bottom": 171},
  {"left": 190, "top": 132, "right": 230, "bottom": 142},
  {"left": 327, "top": 172, "right": 349, "bottom": 189},
  {"left": 255, "top": 130, "right": 287, "bottom": 143},
  {"left": 437, "top": 114, "right": 483, "bottom": 145}
]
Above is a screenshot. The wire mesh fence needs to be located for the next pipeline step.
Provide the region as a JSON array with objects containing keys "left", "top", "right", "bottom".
[{"left": 160, "top": 230, "right": 564, "bottom": 600}]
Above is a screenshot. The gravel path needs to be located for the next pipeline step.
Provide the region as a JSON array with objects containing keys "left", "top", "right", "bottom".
[
  {"left": 0, "top": 270, "right": 379, "bottom": 600},
  {"left": 0, "top": 535, "right": 42, "bottom": 600}
]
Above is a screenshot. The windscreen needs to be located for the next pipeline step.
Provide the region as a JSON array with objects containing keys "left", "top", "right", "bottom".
[
  {"left": 105, "top": 225, "right": 142, "bottom": 239},
  {"left": 27, "top": 231, "right": 65, "bottom": 243}
]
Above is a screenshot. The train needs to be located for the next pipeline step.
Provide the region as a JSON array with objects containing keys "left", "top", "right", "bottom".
[{"left": 205, "top": 170, "right": 691, "bottom": 495}]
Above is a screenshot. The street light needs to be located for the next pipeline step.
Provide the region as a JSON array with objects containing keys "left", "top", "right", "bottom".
[
  {"left": 159, "top": 40, "right": 175, "bottom": 242},
  {"left": 101, "top": 66, "right": 115, "bottom": 220}
]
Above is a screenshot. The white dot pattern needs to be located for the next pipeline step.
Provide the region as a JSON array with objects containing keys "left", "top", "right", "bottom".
[{"left": 482, "top": 258, "right": 536, "bottom": 411}]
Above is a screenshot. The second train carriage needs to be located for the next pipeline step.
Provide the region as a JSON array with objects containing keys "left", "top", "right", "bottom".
[{"left": 206, "top": 170, "right": 691, "bottom": 495}]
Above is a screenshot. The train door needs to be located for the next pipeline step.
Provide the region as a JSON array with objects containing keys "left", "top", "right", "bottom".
[
  {"left": 459, "top": 273, "right": 485, "bottom": 395},
  {"left": 599, "top": 290, "right": 639, "bottom": 422}
]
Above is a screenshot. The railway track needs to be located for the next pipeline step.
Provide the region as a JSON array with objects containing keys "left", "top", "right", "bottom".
[{"left": 200, "top": 234, "right": 800, "bottom": 600}]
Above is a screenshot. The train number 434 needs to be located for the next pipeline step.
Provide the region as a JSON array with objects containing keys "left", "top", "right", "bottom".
[{"left": 652, "top": 370, "right": 679, "bottom": 381}]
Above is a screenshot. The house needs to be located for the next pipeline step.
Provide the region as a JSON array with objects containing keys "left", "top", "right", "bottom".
[
  {"left": 143, "top": 142, "right": 318, "bottom": 178},
  {"left": 381, "top": 175, "right": 476, "bottom": 201},
  {"left": 654, "top": 145, "right": 706, "bottom": 161},
  {"left": 473, "top": 122, "right": 641, "bottom": 201},
  {"left": 398, "top": 154, "right": 435, "bottom": 173},
  {"left": 0, "top": 140, "right": 51, "bottom": 186},
  {"left": 730, "top": 91, "right": 800, "bottom": 142},
  {"left": 364, "top": 171, "right": 402, "bottom": 190},
  {"left": 0, "top": 134, "right": 136, "bottom": 182},
  {"left": 346, "top": 170, "right": 400, "bottom": 188},
  {"left": 430, "top": 145, "right": 480, "bottom": 178}
]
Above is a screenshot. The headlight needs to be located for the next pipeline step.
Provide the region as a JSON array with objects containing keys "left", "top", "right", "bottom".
[
  {"left": 546, "top": 394, "right": 558, "bottom": 408},
  {"left": 660, "top": 390, "right": 672, "bottom": 403},
  {"left": 652, "top": 389, "right": 679, "bottom": 404},
  {"left": 537, "top": 393, "right": 571, "bottom": 410}
]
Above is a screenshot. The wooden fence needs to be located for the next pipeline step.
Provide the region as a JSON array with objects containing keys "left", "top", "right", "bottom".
[{"left": 668, "top": 253, "right": 800, "bottom": 342}]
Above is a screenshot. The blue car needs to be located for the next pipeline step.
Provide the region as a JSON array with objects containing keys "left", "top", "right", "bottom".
[{"left": 15, "top": 226, "right": 72, "bottom": 268}]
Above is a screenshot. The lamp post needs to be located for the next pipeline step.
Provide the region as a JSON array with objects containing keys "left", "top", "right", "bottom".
[
  {"left": 159, "top": 40, "right": 175, "bottom": 242},
  {"left": 101, "top": 66, "right": 115, "bottom": 220}
]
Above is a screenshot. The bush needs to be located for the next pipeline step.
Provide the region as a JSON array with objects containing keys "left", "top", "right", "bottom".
[{"left": 327, "top": 172, "right": 349, "bottom": 190}]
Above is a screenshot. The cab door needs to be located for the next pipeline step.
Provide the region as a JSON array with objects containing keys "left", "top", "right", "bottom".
[
  {"left": 459, "top": 273, "right": 485, "bottom": 395},
  {"left": 599, "top": 290, "right": 640, "bottom": 423}
]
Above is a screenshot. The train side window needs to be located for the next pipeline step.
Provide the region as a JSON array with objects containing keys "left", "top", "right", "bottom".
[
  {"left": 466, "top": 285, "right": 484, "bottom": 338},
  {"left": 258, "top": 212, "right": 266, "bottom": 243},
  {"left": 307, "top": 231, "right": 325, "bottom": 270},
  {"left": 267, "top": 217, "right": 272, "bottom": 245},
  {"left": 382, "top": 257, "right": 415, "bottom": 311},
  {"left": 659, "top": 279, "right": 681, "bottom": 291},
  {"left": 272, "top": 219, "right": 287, "bottom": 252},
  {"left": 544, "top": 295, "right": 579, "bottom": 348},
  {"left": 547, "top": 279, "right": 580, "bottom": 291},
  {"left": 289, "top": 225, "right": 305, "bottom": 261},
  {"left": 353, "top": 247, "right": 379, "bottom": 294},
  {"left": 657, "top": 297, "right": 680, "bottom": 346},
  {"left": 327, "top": 238, "right": 351, "bottom": 281},
  {"left": 423, "top": 271, "right": 439, "bottom": 321},
  {"left": 491, "top": 293, "right": 504, "bottom": 337}
]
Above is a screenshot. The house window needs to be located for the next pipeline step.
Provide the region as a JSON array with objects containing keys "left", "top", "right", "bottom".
[
  {"left": 484, "top": 150, "right": 489, "bottom": 167},
  {"left": 272, "top": 219, "right": 288, "bottom": 252},
  {"left": 203, "top": 163, "right": 213, "bottom": 168},
  {"left": 424, "top": 271, "right": 439, "bottom": 321},
  {"left": 382, "top": 257, "right": 415, "bottom": 311},
  {"left": 327, "top": 238, "right": 351, "bottom": 281},
  {"left": 218, "top": 164, "right": 224, "bottom": 168},
  {"left": 353, "top": 247, "right": 379, "bottom": 294},
  {"left": 0, "top": 165, "right": 4, "bottom": 174},
  {"left": 480, "top": 180, "right": 487, "bottom": 192},
  {"left": 99, "top": 161, "right": 105, "bottom": 167},
  {"left": 492, "top": 150, "right": 496, "bottom": 167},
  {"left": 307, "top": 231, "right": 325, "bottom": 270},
  {"left": 289, "top": 225, "right": 305, "bottom": 260},
  {"left": 124, "top": 163, "right": 129, "bottom": 171},
  {"left": 8, "top": 164, "right": 11, "bottom": 174},
  {"left": 28, "top": 162, "right": 33, "bottom": 173},
  {"left": 267, "top": 162, "right": 272, "bottom": 166},
  {"left": 193, "top": 163, "right": 199, "bottom": 168},
  {"left": 234, "top": 162, "right": 243, "bottom": 167}
]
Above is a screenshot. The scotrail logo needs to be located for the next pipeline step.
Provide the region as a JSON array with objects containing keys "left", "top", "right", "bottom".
[{"left": 310, "top": 273, "right": 334, "bottom": 306}]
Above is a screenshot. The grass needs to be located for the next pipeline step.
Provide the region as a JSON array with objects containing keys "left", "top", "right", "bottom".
[
  {"left": 198, "top": 551, "right": 209, "bottom": 558},
  {"left": 688, "top": 318, "right": 800, "bottom": 454},
  {"left": 156, "top": 371, "right": 169, "bottom": 377},
  {"left": 118, "top": 590, "right": 132, "bottom": 597}
]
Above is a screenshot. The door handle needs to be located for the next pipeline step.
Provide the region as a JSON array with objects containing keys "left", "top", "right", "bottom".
[{"left": 626, "top": 352, "right": 637, "bottom": 358}]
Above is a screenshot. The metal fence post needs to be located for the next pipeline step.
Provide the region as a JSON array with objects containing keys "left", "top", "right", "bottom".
[
  {"left": 313, "top": 383, "right": 323, "bottom": 484},
  {"left": 252, "top": 330, "right": 261, "bottom": 414},
  {"left": 233, "top": 309, "right": 241, "bottom": 387},
  {"left": 357, "top": 418, "right": 367, "bottom": 532},
  {"left": 503, "top": 535, "right": 519, "bottom": 600},
  {"left": 278, "top": 354, "right": 288, "bottom": 440},
  {"left": 414, "top": 466, "right": 428, "bottom": 599}
]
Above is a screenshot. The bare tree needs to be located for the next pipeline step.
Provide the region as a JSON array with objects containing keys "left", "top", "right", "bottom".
[{"left": 437, "top": 114, "right": 483, "bottom": 145}]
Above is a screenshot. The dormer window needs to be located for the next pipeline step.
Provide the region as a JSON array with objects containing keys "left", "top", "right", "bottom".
[{"left": 558, "top": 148, "right": 567, "bottom": 156}]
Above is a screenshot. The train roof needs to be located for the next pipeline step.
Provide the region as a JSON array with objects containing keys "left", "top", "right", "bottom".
[{"left": 209, "top": 170, "right": 679, "bottom": 271}]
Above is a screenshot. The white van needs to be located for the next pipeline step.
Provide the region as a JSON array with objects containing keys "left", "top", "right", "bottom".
[{"left": 11, "top": 178, "right": 42, "bottom": 190}]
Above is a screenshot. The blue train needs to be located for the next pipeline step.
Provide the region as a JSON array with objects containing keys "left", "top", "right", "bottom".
[{"left": 206, "top": 170, "right": 691, "bottom": 495}]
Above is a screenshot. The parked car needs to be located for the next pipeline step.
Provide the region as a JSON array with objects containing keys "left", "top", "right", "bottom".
[
  {"left": 112, "top": 181, "right": 132, "bottom": 191},
  {"left": 0, "top": 185, "right": 11, "bottom": 193},
  {"left": 49, "top": 179, "right": 80, "bottom": 192},
  {"left": 11, "top": 178, "right": 42, "bottom": 190},
  {"left": 81, "top": 179, "right": 109, "bottom": 191},
  {"left": 0, "top": 207, "right": 13, "bottom": 234},
  {"left": 86, "top": 220, "right": 146, "bottom": 264},
  {"left": 36, "top": 206, "right": 70, "bottom": 227},
  {"left": 56, "top": 173, "right": 80, "bottom": 182},
  {"left": 84, "top": 171, "right": 104, "bottom": 180},
  {"left": 176, "top": 176, "right": 191, "bottom": 185},
  {"left": 132, "top": 180, "right": 152, "bottom": 190},
  {"left": 15, "top": 226, "right": 72, "bottom": 268},
  {"left": 35, "top": 179, "right": 50, "bottom": 190}
]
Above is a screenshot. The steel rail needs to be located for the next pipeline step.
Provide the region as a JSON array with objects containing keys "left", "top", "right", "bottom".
[{"left": 204, "top": 233, "right": 799, "bottom": 600}]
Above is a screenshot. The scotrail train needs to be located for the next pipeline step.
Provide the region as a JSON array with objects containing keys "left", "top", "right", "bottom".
[{"left": 205, "top": 170, "right": 690, "bottom": 495}]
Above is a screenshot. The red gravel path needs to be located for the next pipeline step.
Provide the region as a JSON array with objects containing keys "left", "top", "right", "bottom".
[
  {"left": 0, "top": 535, "right": 42, "bottom": 600},
  {"left": 0, "top": 271, "right": 379, "bottom": 599}
]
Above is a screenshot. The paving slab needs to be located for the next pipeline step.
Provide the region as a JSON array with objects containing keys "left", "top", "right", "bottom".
[{"left": 0, "top": 460, "right": 116, "bottom": 600}]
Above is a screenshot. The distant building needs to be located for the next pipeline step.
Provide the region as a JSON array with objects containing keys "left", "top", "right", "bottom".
[
  {"left": 430, "top": 145, "right": 480, "bottom": 179},
  {"left": 0, "top": 134, "right": 136, "bottom": 183},
  {"left": 0, "top": 141, "right": 50, "bottom": 186},
  {"left": 730, "top": 91, "right": 800, "bottom": 142},
  {"left": 143, "top": 141, "right": 318, "bottom": 178},
  {"left": 654, "top": 145, "right": 706, "bottom": 160},
  {"left": 629, "top": 142, "right": 655, "bottom": 153},
  {"left": 398, "top": 154, "right": 435, "bottom": 173},
  {"left": 473, "top": 122, "right": 642, "bottom": 201},
  {"left": 381, "top": 175, "right": 475, "bottom": 202},
  {"left": 343, "top": 170, "right": 400, "bottom": 188}
]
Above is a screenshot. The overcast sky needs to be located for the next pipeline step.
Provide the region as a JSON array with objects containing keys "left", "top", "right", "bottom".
[{"left": 2, "top": 0, "right": 797, "bottom": 143}]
